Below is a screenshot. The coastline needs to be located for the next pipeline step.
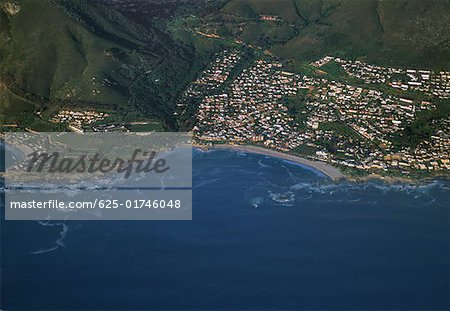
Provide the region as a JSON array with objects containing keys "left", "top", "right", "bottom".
[
  {"left": 2, "top": 138, "right": 446, "bottom": 185},
  {"left": 193, "top": 144, "right": 449, "bottom": 184},
  {"left": 194, "top": 144, "right": 345, "bottom": 181},
  {"left": 345, "top": 173, "right": 418, "bottom": 184}
]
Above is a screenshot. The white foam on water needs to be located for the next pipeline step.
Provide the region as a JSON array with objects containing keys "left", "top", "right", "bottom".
[
  {"left": 250, "top": 197, "right": 264, "bottom": 208},
  {"left": 268, "top": 191, "right": 295, "bottom": 206},
  {"left": 193, "top": 178, "right": 221, "bottom": 189},
  {"left": 31, "top": 221, "right": 68, "bottom": 255},
  {"left": 257, "top": 159, "right": 270, "bottom": 169}
]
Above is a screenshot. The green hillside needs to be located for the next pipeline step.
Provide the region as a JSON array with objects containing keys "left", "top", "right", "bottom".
[
  {"left": 0, "top": 0, "right": 194, "bottom": 129},
  {"left": 1, "top": 0, "right": 449, "bottom": 131},
  {"left": 219, "top": 0, "right": 450, "bottom": 69}
]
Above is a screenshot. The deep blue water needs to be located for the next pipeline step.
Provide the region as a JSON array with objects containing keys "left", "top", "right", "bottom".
[{"left": 1, "top": 148, "right": 449, "bottom": 310}]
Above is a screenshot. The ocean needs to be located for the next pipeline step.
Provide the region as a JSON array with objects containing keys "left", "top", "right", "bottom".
[{"left": 1, "top": 148, "right": 449, "bottom": 310}]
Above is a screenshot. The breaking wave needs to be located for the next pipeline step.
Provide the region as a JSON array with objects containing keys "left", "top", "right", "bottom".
[{"left": 31, "top": 221, "right": 69, "bottom": 255}]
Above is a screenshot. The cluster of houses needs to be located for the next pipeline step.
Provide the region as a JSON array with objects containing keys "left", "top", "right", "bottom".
[
  {"left": 407, "top": 118, "right": 450, "bottom": 170},
  {"left": 259, "top": 15, "right": 280, "bottom": 22},
  {"left": 182, "top": 50, "right": 242, "bottom": 98},
  {"left": 50, "top": 110, "right": 121, "bottom": 133},
  {"left": 194, "top": 59, "right": 304, "bottom": 151},
  {"left": 313, "top": 56, "right": 450, "bottom": 99},
  {"left": 390, "top": 69, "right": 450, "bottom": 99},
  {"left": 185, "top": 49, "right": 450, "bottom": 175},
  {"left": 310, "top": 56, "right": 334, "bottom": 68},
  {"left": 300, "top": 77, "right": 435, "bottom": 147}
]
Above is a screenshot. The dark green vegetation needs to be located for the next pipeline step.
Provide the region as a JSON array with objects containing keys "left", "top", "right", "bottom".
[
  {"left": 291, "top": 143, "right": 317, "bottom": 156},
  {"left": 319, "top": 61, "right": 351, "bottom": 81},
  {"left": 127, "top": 122, "right": 164, "bottom": 132},
  {"left": 284, "top": 89, "right": 309, "bottom": 129},
  {"left": 0, "top": 0, "right": 203, "bottom": 130},
  {"left": 394, "top": 101, "right": 450, "bottom": 149},
  {"left": 218, "top": 0, "right": 450, "bottom": 70},
  {"left": 319, "top": 121, "right": 360, "bottom": 141},
  {"left": 1, "top": 0, "right": 449, "bottom": 134}
]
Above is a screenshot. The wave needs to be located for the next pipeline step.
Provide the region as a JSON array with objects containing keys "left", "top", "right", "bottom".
[
  {"left": 282, "top": 161, "right": 328, "bottom": 179},
  {"left": 250, "top": 196, "right": 264, "bottom": 208},
  {"left": 193, "top": 178, "right": 222, "bottom": 189},
  {"left": 257, "top": 159, "right": 270, "bottom": 168},
  {"left": 268, "top": 191, "right": 295, "bottom": 206},
  {"left": 255, "top": 178, "right": 450, "bottom": 208},
  {"left": 31, "top": 221, "right": 69, "bottom": 255}
]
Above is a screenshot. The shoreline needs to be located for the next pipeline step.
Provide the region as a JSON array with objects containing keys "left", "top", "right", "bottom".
[
  {"left": 194, "top": 144, "right": 345, "bottom": 181},
  {"left": 193, "top": 144, "right": 448, "bottom": 184},
  {"left": 2, "top": 139, "right": 446, "bottom": 185}
]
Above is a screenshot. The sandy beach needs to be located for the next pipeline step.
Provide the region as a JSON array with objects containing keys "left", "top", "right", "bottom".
[{"left": 195, "top": 144, "right": 345, "bottom": 181}]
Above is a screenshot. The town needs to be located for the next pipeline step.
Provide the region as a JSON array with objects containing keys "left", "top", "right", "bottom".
[
  {"left": 182, "top": 50, "right": 450, "bottom": 177},
  {"left": 23, "top": 50, "right": 450, "bottom": 178},
  {"left": 315, "top": 56, "right": 450, "bottom": 99}
]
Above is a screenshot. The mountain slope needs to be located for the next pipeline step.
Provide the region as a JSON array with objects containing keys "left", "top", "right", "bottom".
[
  {"left": 220, "top": 0, "right": 450, "bottom": 69},
  {"left": 1, "top": 0, "right": 449, "bottom": 131},
  {"left": 0, "top": 0, "right": 194, "bottom": 128}
]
